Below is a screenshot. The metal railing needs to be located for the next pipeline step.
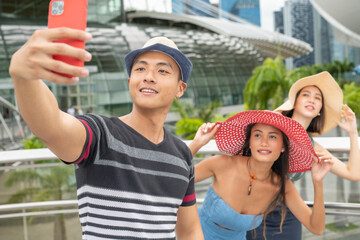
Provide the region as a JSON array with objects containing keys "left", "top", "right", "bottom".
[
  {"left": 1, "top": 198, "right": 360, "bottom": 219},
  {"left": 0, "top": 137, "right": 360, "bottom": 239}
]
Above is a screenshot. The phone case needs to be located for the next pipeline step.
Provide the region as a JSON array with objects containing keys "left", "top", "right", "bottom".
[{"left": 48, "top": 0, "right": 88, "bottom": 77}]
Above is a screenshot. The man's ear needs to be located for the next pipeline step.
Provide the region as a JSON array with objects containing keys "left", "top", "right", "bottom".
[{"left": 176, "top": 81, "right": 187, "bottom": 98}]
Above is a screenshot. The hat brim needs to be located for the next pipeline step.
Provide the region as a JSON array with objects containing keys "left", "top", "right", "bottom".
[
  {"left": 124, "top": 43, "right": 192, "bottom": 83},
  {"left": 215, "top": 110, "right": 315, "bottom": 173},
  {"left": 275, "top": 71, "right": 343, "bottom": 135}
]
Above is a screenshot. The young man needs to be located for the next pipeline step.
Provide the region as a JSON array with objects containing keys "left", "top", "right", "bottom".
[{"left": 9, "top": 28, "right": 204, "bottom": 239}]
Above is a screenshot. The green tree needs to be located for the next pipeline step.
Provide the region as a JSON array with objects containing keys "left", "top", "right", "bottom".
[
  {"left": 22, "top": 135, "right": 46, "bottom": 149},
  {"left": 5, "top": 136, "right": 76, "bottom": 240},
  {"left": 244, "top": 56, "right": 312, "bottom": 110},
  {"left": 172, "top": 99, "right": 222, "bottom": 140},
  {"left": 342, "top": 82, "right": 360, "bottom": 129},
  {"left": 324, "top": 57, "right": 355, "bottom": 82},
  {"left": 244, "top": 57, "right": 356, "bottom": 111}
]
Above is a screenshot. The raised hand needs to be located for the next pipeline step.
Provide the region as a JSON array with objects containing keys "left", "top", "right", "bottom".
[
  {"left": 335, "top": 104, "right": 358, "bottom": 135},
  {"left": 9, "top": 28, "right": 92, "bottom": 84},
  {"left": 311, "top": 154, "right": 333, "bottom": 183},
  {"left": 194, "top": 123, "right": 219, "bottom": 146},
  {"left": 189, "top": 122, "right": 220, "bottom": 156}
]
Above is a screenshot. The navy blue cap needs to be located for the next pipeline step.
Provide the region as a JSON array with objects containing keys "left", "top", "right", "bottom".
[{"left": 124, "top": 37, "right": 192, "bottom": 83}]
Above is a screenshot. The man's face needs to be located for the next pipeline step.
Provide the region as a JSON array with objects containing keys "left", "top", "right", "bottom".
[{"left": 128, "top": 51, "right": 186, "bottom": 111}]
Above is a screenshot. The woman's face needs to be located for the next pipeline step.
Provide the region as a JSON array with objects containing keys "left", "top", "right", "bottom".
[
  {"left": 293, "top": 86, "right": 323, "bottom": 119},
  {"left": 249, "top": 123, "right": 285, "bottom": 163}
]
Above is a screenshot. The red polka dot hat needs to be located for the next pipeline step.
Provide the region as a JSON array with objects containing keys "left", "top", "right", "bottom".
[{"left": 215, "top": 110, "right": 315, "bottom": 173}]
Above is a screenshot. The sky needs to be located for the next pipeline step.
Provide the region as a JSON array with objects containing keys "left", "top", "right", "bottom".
[
  {"left": 260, "top": 0, "right": 286, "bottom": 31},
  {"left": 124, "top": 0, "right": 287, "bottom": 31}
]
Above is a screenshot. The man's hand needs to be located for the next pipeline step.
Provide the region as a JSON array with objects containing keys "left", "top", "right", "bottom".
[{"left": 9, "top": 27, "right": 92, "bottom": 84}]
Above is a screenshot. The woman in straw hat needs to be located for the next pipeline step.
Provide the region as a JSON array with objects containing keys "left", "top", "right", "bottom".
[
  {"left": 244, "top": 71, "right": 360, "bottom": 240},
  {"left": 189, "top": 110, "right": 333, "bottom": 240}
]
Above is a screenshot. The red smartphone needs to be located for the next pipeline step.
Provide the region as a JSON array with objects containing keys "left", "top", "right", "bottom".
[{"left": 48, "top": 0, "right": 88, "bottom": 77}]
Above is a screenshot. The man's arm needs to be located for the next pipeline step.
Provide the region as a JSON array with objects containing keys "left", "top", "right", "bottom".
[
  {"left": 175, "top": 205, "right": 204, "bottom": 240},
  {"left": 9, "top": 28, "right": 92, "bottom": 162}
]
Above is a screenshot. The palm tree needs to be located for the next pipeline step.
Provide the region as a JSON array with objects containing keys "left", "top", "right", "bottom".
[
  {"left": 5, "top": 136, "right": 76, "bottom": 240},
  {"left": 244, "top": 56, "right": 314, "bottom": 110},
  {"left": 342, "top": 82, "right": 360, "bottom": 124},
  {"left": 325, "top": 57, "right": 355, "bottom": 83},
  {"left": 172, "top": 99, "right": 222, "bottom": 140}
]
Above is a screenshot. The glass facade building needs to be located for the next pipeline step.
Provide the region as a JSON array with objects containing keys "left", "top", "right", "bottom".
[
  {"left": 284, "top": 0, "right": 315, "bottom": 68},
  {"left": 172, "top": 0, "right": 261, "bottom": 26},
  {"left": 0, "top": 0, "right": 264, "bottom": 119},
  {"left": 274, "top": 8, "right": 284, "bottom": 34},
  {"left": 172, "top": 0, "right": 214, "bottom": 17},
  {"left": 220, "top": 0, "right": 260, "bottom": 26},
  {"left": 281, "top": 0, "right": 360, "bottom": 69}
]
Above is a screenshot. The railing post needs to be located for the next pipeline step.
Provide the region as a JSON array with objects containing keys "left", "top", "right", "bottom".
[{"left": 22, "top": 209, "right": 28, "bottom": 240}]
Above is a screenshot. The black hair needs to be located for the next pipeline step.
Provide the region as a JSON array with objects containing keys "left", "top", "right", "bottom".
[{"left": 242, "top": 123, "right": 290, "bottom": 239}]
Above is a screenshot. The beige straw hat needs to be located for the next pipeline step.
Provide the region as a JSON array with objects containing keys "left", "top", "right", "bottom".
[{"left": 275, "top": 71, "right": 343, "bottom": 135}]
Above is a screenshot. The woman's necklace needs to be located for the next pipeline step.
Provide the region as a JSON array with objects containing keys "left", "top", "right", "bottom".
[
  {"left": 248, "top": 173, "right": 256, "bottom": 195},
  {"left": 247, "top": 158, "right": 256, "bottom": 195},
  {"left": 246, "top": 158, "right": 271, "bottom": 196}
]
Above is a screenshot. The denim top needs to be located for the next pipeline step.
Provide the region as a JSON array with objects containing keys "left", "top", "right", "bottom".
[{"left": 198, "top": 186, "right": 263, "bottom": 240}]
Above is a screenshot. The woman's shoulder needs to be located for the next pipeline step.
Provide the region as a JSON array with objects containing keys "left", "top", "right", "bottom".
[
  {"left": 225, "top": 155, "right": 248, "bottom": 164},
  {"left": 206, "top": 154, "right": 246, "bottom": 168}
]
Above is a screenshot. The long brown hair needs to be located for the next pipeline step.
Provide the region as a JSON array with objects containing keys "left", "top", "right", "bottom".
[
  {"left": 282, "top": 86, "right": 325, "bottom": 134},
  {"left": 242, "top": 123, "right": 290, "bottom": 239}
]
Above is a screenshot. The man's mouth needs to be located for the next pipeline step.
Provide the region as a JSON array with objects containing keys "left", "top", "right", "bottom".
[{"left": 140, "top": 88, "right": 158, "bottom": 94}]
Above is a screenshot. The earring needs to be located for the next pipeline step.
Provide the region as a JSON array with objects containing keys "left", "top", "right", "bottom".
[{"left": 317, "top": 113, "right": 321, "bottom": 116}]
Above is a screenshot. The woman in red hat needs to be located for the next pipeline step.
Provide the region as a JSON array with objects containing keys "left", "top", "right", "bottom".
[
  {"left": 189, "top": 110, "right": 333, "bottom": 240},
  {"left": 245, "top": 72, "right": 360, "bottom": 240}
]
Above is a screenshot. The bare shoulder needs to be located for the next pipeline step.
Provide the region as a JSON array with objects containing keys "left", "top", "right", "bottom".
[
  {"left": 202, "top": 154, "right": 242, "bottom": 170},
  {"left": 221, "top": 154, "right": 246, "bottom": 166}
]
